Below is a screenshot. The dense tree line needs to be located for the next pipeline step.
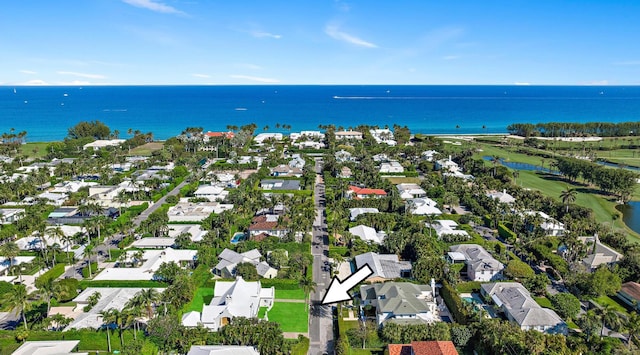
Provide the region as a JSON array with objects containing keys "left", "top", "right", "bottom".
[
  {"left": 507, "top": 121, "right": 640, "bottom": 138},
  {"left": 555, "top": 157, "right": 637, "bottom": 202}
]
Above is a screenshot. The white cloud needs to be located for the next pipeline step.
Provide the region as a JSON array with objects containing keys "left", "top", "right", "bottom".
[
  {"left": 191, "top": 74, "right": 211, "bottom": 79},
  {"left": 20, "top": 70, "right": 37, "bottom": 75},
  {"left": 20, "top": 79, "right": 49, "bottom": 86},
  {"left": 229, "top": 75, "right": 280, "bottom": 83},
  {"left": 325, "top": 24, "right": 377, "bottom": 48},
  {"left": 250, "top": 31, "right": 282, "bottom": 39},
  {"left": 122, "top": 0, "right": 185, "bottom": 15},
  {"left": 57, "top": 71, "right": 107, "bottom": 79},
  {"left": 581, "top": 80, "right": 609, "bottom": 86}
]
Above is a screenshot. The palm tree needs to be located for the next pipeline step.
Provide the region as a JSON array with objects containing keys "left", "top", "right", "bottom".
[
  {"left": 99, "top": 309, "right": 114, "bottom": 353},
  {"left": 47, "top": 226, "right": 66, "bottom": 266},
  {"left": 597, "top": 304, "right": 622, "bottom": 339},
  {"left": 490, "top": 155, "right": 501, "bottom": 177},
  {"left": 298, "top": 276, "right": 317, "bottom": 311},
  {"left": 560, "top": 185, "right": 577, "bottom": 213},
  {"left": 1, "top": 241, "right": 20, "bottom": 279},
  {"left": 624, "top": 311, "right": 640, "bottom": 350},
  {"left": 84, "top": 244, "right": 95, "bottom": 278},
  {"left": 7, "top": 284, "right": 30, "bottom": 330},
  {"left": 61, "top": 234, "right": 75, "bottom": 265},
  {"left": 135, "top": 288, "right": 161, "bottom": 319}
]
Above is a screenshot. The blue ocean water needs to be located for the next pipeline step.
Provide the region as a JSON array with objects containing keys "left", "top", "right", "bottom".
[{"left": 1, "top": 85, "right": 640, "bottom": 142}]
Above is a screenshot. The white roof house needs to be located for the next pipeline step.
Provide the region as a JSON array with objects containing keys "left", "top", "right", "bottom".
[
  {"left": 51, "top": 181, "right": 98, "bottom": 194},
  {"left": 481, "top": 282, "right": 566, "bottom": 334},
  {"left": 187, "top": 345, "right": 260, "bottom": 355},
  {"left": 168, "top": 199, "right": 234, "bottom": 222},
  {"left": 335, "top": 149, "right": 354, "bottom": 163},
  {"left": 12, "top": 340, "right": 86, "bottom": 355},
  {"left": 396, "top": 183, "right": 426, "bottom": 199},
  {"left": 0, "top": 256, "right": 35, "bottom": 275},
  {"left": 335, "top": 130, "right": 363, "bottom": 140},
  {"left": 254, "top": 133, "right": 283, "bottom": 144},
  {"left": 525, "top": 211, "right": 565, "bottom": 236},
  {"left": 194, "top": 185, "right": 229, "bottom": 202},
  {"left": 93, "top": 248, "right": 197, "bottom": 281},
  {"left": 131, "top": 237, "right": 176, "bottom": 249},
  {"left": 355, "top": 252, "right": 412, "bottom": 281},
  {"left": 577, "top": 235, "right": 624, "bottom": 272},
  {"left": 66, "top": 287, "right": 165, "bottom": 330},
  {"left": 168, "top": 224, "right": 208, "bottom": 242},
  {"left": 379, "top": 161, "right": 404, "bottom": 174},
  {"left": 0, "top": 208, "right": 25, "bottom": 224},
  {"left": 486, "top": 189, "right": 516, "bottom": 204},
  {"left": 349, "top": 208, "right": 379, "bottom": 221},
  {"left": 37, "top": 192, "right": 68, "bottom": 206},
  {"left": 435, "top": 156, "right": 459, "bottom": 172},
  {"left": 370, "top": 129, "right": 397, "bottom": 146},
  {"left": 213, "top": 248, "right": 278, "bottom": 279},
  {"left": 407, "top": 198, "right": 442, "bottom": 215},
  {"left": 83, "top": 139, "right": 126, "bottom": 150},
  {"left": 349, "top": 225, "right": 386, "bottom": 244},
  {"left": 448, "top": 244, "right": 504, "bottom": 282},
  {"left": 182, "top": 276, "right": 274, "bottom": 331},
  {"left": 428, "top": 220, "right": 470, "bottom": 239},
  {"left": 421, "top": 150, "right": 438, "bottom": 162}
]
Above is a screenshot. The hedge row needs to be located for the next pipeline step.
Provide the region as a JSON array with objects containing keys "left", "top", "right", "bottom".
[
  {"left": 34, "top": 264, "right": 66, "bottom": 288},
  {"left": 260, "top": 279, "right": 300, "bottom": 290},
  {"left": 497, "top": 223, "right": 517, "bottom": 243},
  {"left": 440, "top": 281, "right": 467, "bottom": 325}
]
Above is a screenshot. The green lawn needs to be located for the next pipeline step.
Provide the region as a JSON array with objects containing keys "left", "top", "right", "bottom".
[
  {"left": 264, "top": 302, "right": 308, "bottom": 333},
  {"left": 290, "top": 336, "right": 310, "bottom": 355},
  {"left": 534, "top": 296, "right": 553, "bottom": 309},
  {"left": 182, "top": 287, "right": 214, "bottom": 313},
  {"left": 275, "top": 289, "right": 306, "bottom": 300},
  {"left": 23, "top": 142, "right": 50, "bottom": 158},
  {"left": 594, "top": 295, "right": 629, "bottom": 315},
  {"left": 127, "top": 142, "right": 164, "bottom": 156}
]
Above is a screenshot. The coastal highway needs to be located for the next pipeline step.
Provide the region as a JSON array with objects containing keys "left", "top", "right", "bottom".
[{"left": 309, "top": 158, "right": 333, "bottom": 355}]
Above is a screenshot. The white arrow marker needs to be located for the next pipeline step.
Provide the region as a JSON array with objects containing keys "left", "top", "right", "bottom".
[{"left": 321, "top": 264, "right": 373, "bottom": 305}]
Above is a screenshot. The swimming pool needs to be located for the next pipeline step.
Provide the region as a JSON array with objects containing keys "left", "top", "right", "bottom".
[{"left": 231, "top": 232, "right": 246, "bottom": 244}]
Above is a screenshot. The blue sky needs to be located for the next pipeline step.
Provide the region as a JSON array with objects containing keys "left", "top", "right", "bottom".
[{"left": 2, "top": 0, "right": 640, "bottom": 85}]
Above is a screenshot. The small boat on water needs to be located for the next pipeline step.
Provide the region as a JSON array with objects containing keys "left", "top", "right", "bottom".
[
  {"left": 63, "top": 93, "right": 68, "bottom": 97},
  {"left": 235, "top": 108, "right": 247, "bottom": 111},
  {"left": 13, "top": 88, "right": 16, "bottom": 94}
]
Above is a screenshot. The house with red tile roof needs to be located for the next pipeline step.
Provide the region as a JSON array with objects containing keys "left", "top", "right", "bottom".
[
  {"left": 204, "top": 131, "right": 234, "bottom": 139},
  {"left": 247, "top": 214, "right": 289, "bottom": 238},
  {"left": 347, "top": 185, "right": 387, "bottom": 199},
  {"left": 388, "top": 341, "right": 458, "bottom": 355}
]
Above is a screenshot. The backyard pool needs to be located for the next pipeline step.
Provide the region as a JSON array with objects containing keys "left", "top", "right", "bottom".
[{"left": 231, "top": 232, "right": 247, "bottom": 244}]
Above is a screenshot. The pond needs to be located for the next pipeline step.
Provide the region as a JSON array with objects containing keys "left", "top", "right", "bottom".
[
  {"left": 597, "top": 160, "right": 640, "bottom": 172},
  {"left": 482, "top": 156, "right": 557, "bottom": 173},
  {"left": 617, "top": 201, "right": 640, "bottom": 235}
]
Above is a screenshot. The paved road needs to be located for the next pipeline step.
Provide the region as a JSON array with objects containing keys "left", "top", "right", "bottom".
[
  {"left": 133, "top": 179, "right": 190, "bottom": 227},
  {"left": 309, "top": 158, "right": 334, "bottom": 355}
]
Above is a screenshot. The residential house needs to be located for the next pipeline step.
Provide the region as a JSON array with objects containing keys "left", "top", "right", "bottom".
[
  {"left": 349, "top": 225, "right": 386, "bottom": 244},
  {"left": 335, "top": 149, "right": 355, "bottom": 163},
  {"left": 421, "top": 150, "right": 439, "bottom": 162},
  {"left": 260, "top": 179, "right": 301, "bottom": 191},
  {"left": 347, "top": 185, "right": 387, "bottom": 199},
  {"left": 338, "top": 166, "right": 352, "bottom": 178},
  {"left": 83, "top": 139, "right": 126, "bottom": 150},
  {"left": 349, "top": 208, "right": 379, "bottom": 221},
  {"left": 429, "top": 220, "right": 470, "bottom": 240},
  {"left": 355, "top": 252, "right": 412, "bottom": 282},
  {"left": 407, "top": 198, "right": 442, "bottom": 216},
  {"left": 435, "top": 156, "right": 459, "bottom": 172},
  {"left": 203, "top": 131, "right": 234, "bottom": 141},
  {"left": 12, "top": 341, "right": 86, "bottom": 355},
  {"left": 288, "top": 156, "right": 306, "bottom": 169},
  {"left": 370, "top": 129, "right": 397, "bottom": 146},
  {"left": 372, "top": 153, "right": 390, "bottom": 163},
  {"left": 168, "top": 224, "right": 208, "bottom": 242},
  {"left": 187, "top": 345, "right": 259, "bottom": 355},
  {"left": 360, "top": 281, "right": 439, "bottom": 325},
  {"left": 181, "top": 276, "right": 274, "bottom": 331},
  {"left": 248, "top": 214, "right": 289, "bottom": 238},
  {"left": 335, "top": 130, "right": 363, "bottom": 140},
  {"left": 213, "top": 248, "right": 277, "bottom": 279},
  {"left": 131, "top": 238, "right": 176, "bottom": 249},
  {"left": 577, "top": 235, "right": 623, "bottom": 272},
  {"left": 618, "top": 282, "right": 640, "bottom": 311},
  {"left": 270, "top": 165, "right": 303, "bottom": 177},
  {"left": 66, "top": 287, "right": 165, "bottom": 330},
  {"left": 448, "top": 244, "right": 503, "bottom": 282},
  {"left": 388, "top": 341, "right": 458, "bottom": 355},
  {"left": 254, "top": 133, "right": 283, "bottom": 144},
  {"left": 0, "top": 208, "right": 24, "bottom": 224},
  {"left": 397, "top": 183, "right": 426, "bottom": 199},
  {"left": 168, "top": 199, "right": 234, "bottom": 222},
  {"left": 93, "top": 248, "right": 197, "bottom": 281},
  {"left": 380, "top": 161, "right": 404, "bottom": 174},
  {"left": 0, "top": 256, "right": 35, "bottom": 276},
  {"left": 481, "top": 282, "right": 566, "bottom": 334},
  {"left": 486, "top": 189, "right": 516, "bottom": 204},
  {"left": 525, "top": 211, "right": 565, "bottom": 236},
  {"left": 194, "top": 185, "right": 229, "bottom": 202},
  {"left": 37, "top": 192, "right": 68, "bottom": 206}
]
